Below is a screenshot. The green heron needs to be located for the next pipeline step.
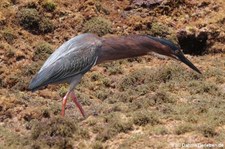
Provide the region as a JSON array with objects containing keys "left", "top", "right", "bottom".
[{"left": 29, "top": 33, "right": 201, "bottom": 117}]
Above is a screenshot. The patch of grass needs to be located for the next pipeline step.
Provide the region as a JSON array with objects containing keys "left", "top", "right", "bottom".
[
  {"left": 18, "top": 8, "right": 40, "bottom": 32},
  {"left": 118, "top": 68, "right": 153, "bottom": 91},
  {"left": 188, "top": 81, "right": 220, "bottom": 96},
  {"left": 33, "top": 42, "right": 53, "bottom": 61},
  {"left": 90, "top": 72, "right": 102, "bottom": 81},
  {"left": 77, "top": 128, "right": 90, "bottom": 139},
  {"left": 92, "top": 141, "right": 103, "bottom": 149},
  {"left": 148, "top": 22, "right": 172, "bottom": 37},
  {"left": 2, "top": 29, "right": 17, "bottom": 44},
  {"left": 42, "top": 0, "right": 57, "bottom": 12},
  {"left": 110, "top": 102, "right": 129, "bottom": 113},
  {"left": 12, "top": 77, "right": 29, "bottom": 91},
  {"left": 198, "top": 124, "right": 218, "bottom": 138},
  {"left": 110, "top": 92, "right": 132, "bottom": 103},
  {"left": 0, "top": 126, "right": 29, "bottom": 148},
  {"left": 149, "top": 91, "right": 175, "bottom": 106},
  {"left": 156, "top": 0, "right": 187, "bottom": 15},
  {"left": 204, "top": 67, "right": 225, "bottom": 84},
  {"left": 31, "top": 116, "right": 77, "bottom": 148},
  {"left": 22, "top": 62, "right": 42, "bottom": 76},
  {"left": 39, "top": 18, "right": 54, "bottom": 33},
  {"left": 9, "top": 62, "right": 42, "bottom": 91},
  {"left": 118, "top": 65, "right": 198, "bottom": 92},
  {"left": 96, "top": 113, "right": 133, "bottom": 141},
  {"left": 150, "top": 125, "right": 169, "bottom": 135},
  {"left": 5, "top": 48, "right": 16, "bottom": 58},
  {"left": 107, "top": 65, "right": 123, "bottom": 75},
  {"left": 129, "top": 91, "right": 174, "bottom": 111},
  {"left": 59, "top": 85, "right": 67, "bottom": 97},
  {"left": 132, "top": 110, "right": 160, "bottom": 126},
  {"left": 174, "top": 124, "right": 194, "bottom": 135},
  {"left": 83, "top": 17, "right": 112, "bottom": 36},
  {"left": 185, "top": 114, "right": 198, "bottom": 123},
  {"left": 204, "top": 107, "right": 225, "bottom": 126},
  {"left": 96, "top": 89, "right": 111, "bottom": 101},
  {"left": 18, "top": 8, "right": 54, "bottom": 34}
]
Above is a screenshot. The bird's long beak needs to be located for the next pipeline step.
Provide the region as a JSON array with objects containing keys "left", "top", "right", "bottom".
[{"left": 174, "top": 51, "right": 201, "bottom": 74}]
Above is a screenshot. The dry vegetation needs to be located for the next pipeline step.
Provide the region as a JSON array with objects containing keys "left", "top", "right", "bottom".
[{"left": 0, "top": 0, "right": 225, "bottom": 148}]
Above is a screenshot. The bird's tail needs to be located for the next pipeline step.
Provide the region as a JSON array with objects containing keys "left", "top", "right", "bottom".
[{"left": 28, "top": 69, "right": 50, "bottom": 92}]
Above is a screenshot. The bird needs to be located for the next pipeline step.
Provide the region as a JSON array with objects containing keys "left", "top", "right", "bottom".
[{"left": 29, "top": 33, "right": 201, "bottom": 117}]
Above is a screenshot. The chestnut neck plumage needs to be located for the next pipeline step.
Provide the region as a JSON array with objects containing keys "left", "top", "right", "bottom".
[{"left": 97, "top": 35, "right": 170, "bottom": 64}]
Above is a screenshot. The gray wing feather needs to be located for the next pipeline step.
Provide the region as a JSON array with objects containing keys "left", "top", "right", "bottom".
[{"left": 29, "top": 34, "right": 101, "bottom": 91}]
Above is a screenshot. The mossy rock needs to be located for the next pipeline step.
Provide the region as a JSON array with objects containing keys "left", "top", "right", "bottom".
[
  {"left": 83, "top": 17, "right": 112, "bottom": 36},
  {"left": 18, "top": 8, "right": 54, "bottom": 34}
]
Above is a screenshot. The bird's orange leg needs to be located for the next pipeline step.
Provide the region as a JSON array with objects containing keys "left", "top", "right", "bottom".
[
  {"left": 61, "top": 92, "right": 70, "bottom": 116},
  {"left": 71, "top": 91, "right": 85, "bottom": 117}
]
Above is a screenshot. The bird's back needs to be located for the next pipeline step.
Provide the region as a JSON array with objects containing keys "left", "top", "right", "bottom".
[{"left": 29, "top": 33, "right": 102, "bottom": 91}]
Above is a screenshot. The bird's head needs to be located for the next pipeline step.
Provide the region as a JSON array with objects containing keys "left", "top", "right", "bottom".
[{"left": 148, "top": 36, "right": 201, "bottom": 74}]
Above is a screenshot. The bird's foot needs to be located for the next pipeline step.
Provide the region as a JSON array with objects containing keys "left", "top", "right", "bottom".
[
  {"left": 71, "top": 91, "right": 86, "bottom": 118},
  {"left": 61, "top": 91, "right": 86, "bottom": 117}
]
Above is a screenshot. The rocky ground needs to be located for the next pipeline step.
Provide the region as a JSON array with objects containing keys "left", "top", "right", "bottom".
[{"left": 0, "top": 0, "right": 225, "bottom": 148}]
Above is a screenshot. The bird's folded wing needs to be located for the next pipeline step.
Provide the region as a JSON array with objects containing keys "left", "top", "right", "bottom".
[{"left": 29, "top": 41, "right": 100, "bottom": 91}]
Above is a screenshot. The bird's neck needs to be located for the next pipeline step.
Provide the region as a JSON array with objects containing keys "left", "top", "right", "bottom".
[{"left": 97, "top": 35, "right": 167, "bottom": 64}]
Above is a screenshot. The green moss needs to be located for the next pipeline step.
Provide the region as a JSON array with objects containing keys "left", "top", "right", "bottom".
[
  {"left": 83, "top": 17, "right": 112, "bottom": 36},
  {"left": 148, "top": 22, "right": 172, "bottom": 37},
  {"left": 42, "top": 0, "right": 57, "bottom": 12},
  {"left": 18, "top": 8, "right": 54, "bottom": 34},
  {"left": 33, "top": 42, "right": 53, "bottom": 61}
]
